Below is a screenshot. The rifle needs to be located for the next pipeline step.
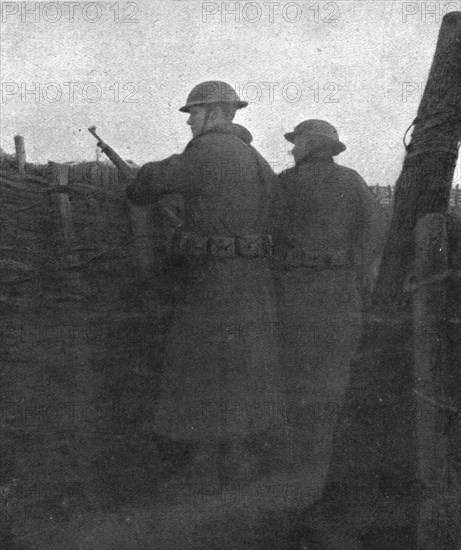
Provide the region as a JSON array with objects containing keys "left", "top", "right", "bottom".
[
  {"left": 88, "top": 126, "right": 183, "bottom": 226},
  {"left": 88, "top": 126, "right": 135, "bottom": 181}
]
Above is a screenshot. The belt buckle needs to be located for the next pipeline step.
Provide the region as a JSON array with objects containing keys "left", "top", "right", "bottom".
[
  {"left": 324, "top": 252, "right": 333, "bottom": 268},
  {"left": 210, "top": 236, "right": 236, "bottom": 259},
  {"left": 188, "top": 235, "right": 208, "bottom": 258},
  {"left": 238, "top": 236, "right": 263, "bottom": 258},
  {"left": 326, "top": 250, "right": 347, "bottom": 268},
  {"left": 304, "top": 250, "right": 321, "bottom": 268},
  {"left": 285, "top": 246, "right": 304, "bottom": 268},
  {"left": 171, "top": 231, "right": 190, "bottom": 255}
]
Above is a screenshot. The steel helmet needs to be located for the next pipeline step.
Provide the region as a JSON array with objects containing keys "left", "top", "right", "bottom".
[
  {"left": 284, "top": 119, "right": 346, "bottom": 155},
  {"left": 179, "top": 81, "right": 248, "bottom": 113}
]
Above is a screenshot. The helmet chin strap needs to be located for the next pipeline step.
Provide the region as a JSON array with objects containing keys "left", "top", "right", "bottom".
[{"left": 197, "top": 104, "right": 213, "bottom": 136}]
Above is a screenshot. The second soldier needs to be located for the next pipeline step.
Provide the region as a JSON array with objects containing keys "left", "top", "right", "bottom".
[{"left": 271, "top": 119, "right": 386, "bottom": 485}]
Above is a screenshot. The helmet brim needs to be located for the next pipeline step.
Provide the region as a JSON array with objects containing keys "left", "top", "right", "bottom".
[
  {"left": 179, "top": 99, "right": 248, "bottom": 113},
  {"left": 284, "top": 132, "right": 346, "bottom": 155}
]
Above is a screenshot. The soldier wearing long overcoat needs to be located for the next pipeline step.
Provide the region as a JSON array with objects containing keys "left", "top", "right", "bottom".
[
  {"left": 126, "top": 81, "right": 285, "bottom": 484},
  {"left": 271, "top": 120, "right": 387, "bottom": 484}
]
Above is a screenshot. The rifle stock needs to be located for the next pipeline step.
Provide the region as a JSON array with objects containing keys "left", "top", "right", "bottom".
[{"left": 99, "top": 143, "right": 135, "bottom": 181}]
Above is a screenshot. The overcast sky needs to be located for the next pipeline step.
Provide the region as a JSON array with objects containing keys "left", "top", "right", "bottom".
[{"left": 1, "top": 0, "right": 460, "bottom": 186}]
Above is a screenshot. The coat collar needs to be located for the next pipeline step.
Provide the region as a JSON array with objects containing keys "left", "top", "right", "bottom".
[
  {"left": 185, "top": 124, "right": 254, "bottom": 150},
  {"left": 295, "top": 152, "right": 335, "bottom": 167}
]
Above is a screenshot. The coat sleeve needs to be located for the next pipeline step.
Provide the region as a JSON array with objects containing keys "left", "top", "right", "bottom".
[{"left": 126, "top": 153, "right": 192, "bottom": 206}]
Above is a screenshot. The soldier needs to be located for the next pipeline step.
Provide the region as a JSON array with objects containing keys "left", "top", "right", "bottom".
[
  {"left": 126, "top": 81, "right": 285, "bottom": 486},
  {"left": 271, "top": 120, "right": 386, "bottom": 483}
]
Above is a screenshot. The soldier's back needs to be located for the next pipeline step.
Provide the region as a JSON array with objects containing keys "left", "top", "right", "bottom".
[
  {"left": 183, "top": 131, "right": 275, "bottom": 237},
  {"left": 276, "top": 157, "right": 364, "bottom": 483},
  {"left": 280, "top": 159, "right": 362, "bottom": 255}
]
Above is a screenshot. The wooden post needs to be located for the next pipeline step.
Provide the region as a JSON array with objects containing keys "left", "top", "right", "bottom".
[
  {"left": 48, "top": 162, "right": 79, "bottom": 271},
  {"left": 413, "top": 214, "right": 454, "bottom": 549},
  {"left": 101, "top": 163, "right": 111, "bottom": 189},
  {"left": 14, "top": 135, "right": 26, "bottom": 174},
  {"left": 90, "top": 163, "right": 99, "bottom": 185}
]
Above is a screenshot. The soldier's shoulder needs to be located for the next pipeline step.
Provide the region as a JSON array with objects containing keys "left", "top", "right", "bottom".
[
  {"left": 334, "top": 162, "right": 362, "bottom": 179},
  {"left": 188, "top": 132, "right": 241, "bottom": 157},
  {"left": 141, "top": 154, "right": 180, "bottom": 169},
  {"left": 335, "top": 162, "right": 371, "bottom": 191},
  {"left": 195, "top": 131, "right": 236, "bottom": 145},
  {"left": 137, "top": 160, "right": 164, "bottom": 178},
  {"left": 197, "top": 130, "right": 261, "bottom": 153},
  {"left": 139, "top": 160, "right": 161, "bottom": 171},
  {"left": 138, "top": 154, "right": 183, "bottom": 179},
  {"left": 278, "top": 166, "right": 296, "bottom": 180}
]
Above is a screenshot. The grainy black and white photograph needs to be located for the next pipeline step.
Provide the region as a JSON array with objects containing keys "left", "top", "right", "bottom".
[{"left": 1, "top": 1, "right": 461, "bottom": 548}]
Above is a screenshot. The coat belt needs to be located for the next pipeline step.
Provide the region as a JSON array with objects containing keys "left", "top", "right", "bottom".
[
  {"left": 284, "top": 246, "right": 352, "bottom": 269},
  {"left": 170, "top": 232, "right": 273, "bottom": 260}
]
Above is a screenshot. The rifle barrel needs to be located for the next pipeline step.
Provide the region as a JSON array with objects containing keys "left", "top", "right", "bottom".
[{"left": 88, "top": 126, "right": 103, "bottom": 143}]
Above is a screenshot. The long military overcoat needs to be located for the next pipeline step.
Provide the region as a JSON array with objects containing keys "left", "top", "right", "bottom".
[
  {"left": 127, "top": 125, "right": 284, "bottom": 442},
  {"left": 271, "top": 154, "right": 387, "bottom": 464}
]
